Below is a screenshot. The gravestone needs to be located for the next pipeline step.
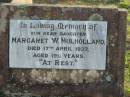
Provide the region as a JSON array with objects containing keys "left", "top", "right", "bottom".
[{"left": 0, "top": 3, "right": 127, "bottom": 97}]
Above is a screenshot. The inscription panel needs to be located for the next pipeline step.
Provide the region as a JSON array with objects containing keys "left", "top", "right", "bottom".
[{"left": 9, "top": 20, "right": 107, "bottom": 70}]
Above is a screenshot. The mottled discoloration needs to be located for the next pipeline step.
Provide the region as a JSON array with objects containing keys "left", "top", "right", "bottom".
[
  {"left": 28, "top": 69, "right": 102, "bottom": 84},
  {"left": 86, "top": 70, "right": 100, "bottom": 82},
  {"left": 0, "top": 19, "right": 7, "bottom": 33},
  {"left": 0, "top": 6, "right": 9, "bottom": 35},
  {"left": 0, "top": 4, "right": 127, "bottom": 97},
  {"left": 1, "top": 6, "right": 9, "bottom": 18},
  {"left": 88, "top": 13, "right": 103, "bottom": 21}
]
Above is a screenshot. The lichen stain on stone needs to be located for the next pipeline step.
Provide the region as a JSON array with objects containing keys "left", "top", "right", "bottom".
[
  {"left": 109, "top": 35, "right": 114, "bottom": 41},
  {"left": 16, "top": 6, "right": 27, "bottom": 10},
  {"left": 13, "top": 9, "right": 29, "bottom": 19},
  {"left": 0, "top": 19, "right": 7, "bottom": 34},
  {"left": 105, "top": 75, "right": 112, "bottom": 82},
  {"left": 1, "top": 7, "right": 9, "bottom": 18},
  {"left": 46, "top": 72, "right": 54, "bottom": 83},
  {"left": 60, "top": 70, "right": 71, "bottom": 82},
  {"left": 115, "top": 32, "right": 118, "bottom": 37},
  {"left": 86, "top": 70, "right": 100, "bottom": 82},
  {"left": 70, "top": 70, "right": 78, "bottom": 83},
  {"left": 10, "top": 6, "right": 15, "bottom": 12},
  {"left": 78, "top": 70, "right": 83, "bottom": 74},
  {"left": 30, "top": 15, "right": 40, "bottom": 19},
  {"left": 54, "top": 70, "right": 63, "bottom": 82},
  {"left": 108, "top": 35, "right": 116, "bottom": 47},
  {"left": 20, "top": 72, "right": 26, "bottom": 83},
  {"left": 51, "top": 69, "right": 57, "bottom": 78},
  {"left": 61, "top": 8, "right": 75, "bottom": 13},
  {"left": 88, "top": 13, "right": 103, "bottom": 21},
  {"left": 10, "top": 66, "right": 102, "bottom": 84},
  {"left": 102, "top": 71, "right": 113, "bottom": 83},
  {"left": 29, "top": 69, "right": 102, "bottom": 84},
  {"left": 43, "top": 70, "right": 56, "bottom": 83},
  {"left": 30, "top": 69, "right": 40, "bottom": 83},
  {"left": 30, "top": 69, "right": 58, "bottom": 84},
  {"left": 0, "top": 6, "right": 8, "bottom": 35},
  {"left": 75, "top": 8, "right": 82, "bottom": 13},
  {"left": 44, "top": 12, "right": 51, "bottom": 19},
  {"left": 111, "top": 43, "right": 115, "bottom": 47}
]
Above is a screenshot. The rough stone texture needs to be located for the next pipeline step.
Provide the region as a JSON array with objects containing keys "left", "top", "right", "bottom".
[
  {"left": 11, "top": 0, "right": 33, "bottom": 4},
  {"left": 0, "top": 4, "right": 127, "bottom": 97},
  {"left": 0, "top": 0, "right": 11, "bottom": 3}
]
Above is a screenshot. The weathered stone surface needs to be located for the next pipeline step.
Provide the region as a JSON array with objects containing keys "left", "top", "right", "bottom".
[
  {"left": 11, "top": 0, "right": 33, "bottom": 4},
  {"left": 0, "top": 0, "right": 11, "bottom": 3},
  {"left": 0, "top": 4, "right": 127, "bottom": 97}
]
